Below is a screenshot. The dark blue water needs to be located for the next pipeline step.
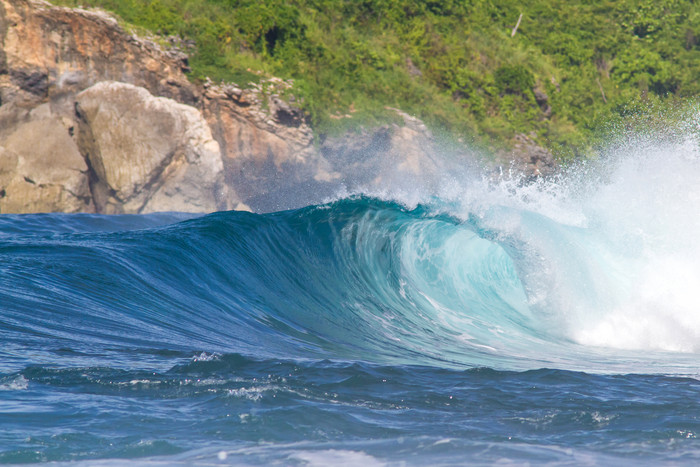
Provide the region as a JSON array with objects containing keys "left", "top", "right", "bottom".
[{"left": 1, "top": 193, "right": 699, "bottom": 465}]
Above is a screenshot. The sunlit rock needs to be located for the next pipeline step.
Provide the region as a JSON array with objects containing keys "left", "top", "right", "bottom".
[{"left": 75, "top": 81, "right": 234, "bottom": 213}]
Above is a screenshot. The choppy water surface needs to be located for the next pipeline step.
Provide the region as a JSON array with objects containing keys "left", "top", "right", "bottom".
[{"left": 1, "top": 137, "right": 699, "bottom": 465}]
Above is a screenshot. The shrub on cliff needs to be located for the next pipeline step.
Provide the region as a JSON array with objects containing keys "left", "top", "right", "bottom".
[{"left": 54, "top": 0, "right": 700, "bottom": 158}]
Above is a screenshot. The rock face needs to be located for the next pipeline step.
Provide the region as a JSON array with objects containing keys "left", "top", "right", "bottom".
[
  {"left": 505, "top": 133, "right": 557, "bottom": 178},
  {"left": 0, "top": 103, "right": 92, "bottom": 213},
  {"left": 0, "top": 0, "right": 332, "bottom": 213},
  {"left": 75, "top": 81, "right": 231, "bottom": 213},
  {"left": 320, "top": 109, "right": 447, "bottom": 193},
  {"left": 0, "top": 0, "right": 232, "bottom": 213},
  {"left": 0, "top": 0, "right": 556, "bottom": 214},
  {"left": 202, "top": 78, "right": 336, "bottom": 212},
  {"left": 0, "top": 0, "right": 194, "bottom": 108}
]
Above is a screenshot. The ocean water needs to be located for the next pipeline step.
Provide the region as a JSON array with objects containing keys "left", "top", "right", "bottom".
[{"left": 1, "top": 136, "right": 700, "bottom": 465}]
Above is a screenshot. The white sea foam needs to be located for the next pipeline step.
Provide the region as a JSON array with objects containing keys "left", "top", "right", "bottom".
[
  {"left": 288, "top": 448, "right": 386, "bottom": 467},
  {"left": 0, "top": 375, "right": 28, "bottom": 391},
  {"left": 566, "top": 136, "right": 700, "bottom": 352},
  {"left": 460, "top": 128, "right": 700, "bottom": 354},
  {"left": 226, "top": 384, "right": 285, "bottom": 401},
  {"left": 361, "top": 112, "right": 700, "bottom": 355}
]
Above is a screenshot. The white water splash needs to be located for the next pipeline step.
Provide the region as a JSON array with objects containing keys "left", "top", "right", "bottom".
[
  {"left": 353, "top": 115, "right": 700, "bottom": 354},
  {"left": 0, "top": 375, "right": 28, "bottom": 391}
]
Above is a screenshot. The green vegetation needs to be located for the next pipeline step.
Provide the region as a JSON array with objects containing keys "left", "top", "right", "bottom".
[{"left": 55, "top": 0, "right": 700, "bottom": 157}]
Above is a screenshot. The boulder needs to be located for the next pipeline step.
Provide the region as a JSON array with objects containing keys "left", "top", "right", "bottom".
[
  {"left": 0, "top": 103, "right": 92, "bottom": 213},
  {"left": 75, "top": 81, "right": 239, "bottom": 213}
]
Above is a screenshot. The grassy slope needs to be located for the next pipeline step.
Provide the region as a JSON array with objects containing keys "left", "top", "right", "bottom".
[{"left": 55, "top": 0, "right": 700, "bottom": 158}]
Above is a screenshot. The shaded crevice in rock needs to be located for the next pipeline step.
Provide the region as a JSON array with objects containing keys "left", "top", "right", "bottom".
[
  {"left": 270, "top": 95, "right": 303, "bottom": 127},
  {"left": 63, "top": 182, "right": 94, "bottom": 209},
  {"left": 74, "top": 99, "right": 116, "bottom": 213},
  {"left": 10, "top": 69, "right": 48, "bottom": 97},
  {"left": 129, "top": 148, "right": 183, "bottom": 214}
]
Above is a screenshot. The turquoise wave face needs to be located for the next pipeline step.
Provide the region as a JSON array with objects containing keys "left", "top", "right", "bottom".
[
  {"left": 4, "top": 199, "right": 531, "bottom": 369},
  {"left": 1, "top": 195, "right": 697, "bottom": 375}
]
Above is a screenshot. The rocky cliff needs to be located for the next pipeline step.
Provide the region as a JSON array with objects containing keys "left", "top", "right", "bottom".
[
  {"left": 0, "top": 0, "right": 555, "bottom": 214},
  {"left": 0, "top": 0, "right": 229, "bottom": 213}
]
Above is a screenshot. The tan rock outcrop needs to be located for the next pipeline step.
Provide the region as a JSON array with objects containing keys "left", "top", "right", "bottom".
[
  {"left": 0, "top": 0, "right": 195, "bottom": 110},
  {"left": 319, "top": 108, "right": 453, "bottom": 195},
  {"left": 0, "top": 104, "right": 91, "bottom": 213},
  {"left": 496, "top": 133, "right": 557, "bottom": 179},
  {"left": 202, "top": 79, "right": 338, "bottom": 211},
  {"left": 0, "top": 0, "right": 330, "bottom": 213},
  {"left": 75, "top": 81, "right": 233, "bottom": 213},
  {"left": 0, "top": 0, "right": 240, "bottom": 213}
]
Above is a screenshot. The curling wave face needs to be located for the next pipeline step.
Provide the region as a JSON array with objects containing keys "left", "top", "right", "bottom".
[
  {"left": 3, "top": 133, "right": 700, "bottom": 375},
  {"left": 459, "top": 135, "right": 700, "bottom": 357},
  {"left": 1, "top": 200, "right": 539, "bottom": 371}
]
